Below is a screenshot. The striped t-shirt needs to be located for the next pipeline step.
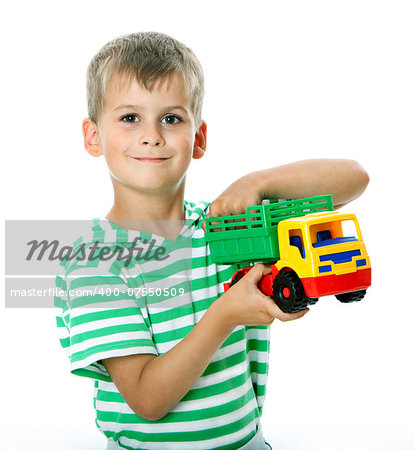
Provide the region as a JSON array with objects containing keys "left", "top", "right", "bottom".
[{"left": 55, "top": 200, "right": 270, "bottom": 450}]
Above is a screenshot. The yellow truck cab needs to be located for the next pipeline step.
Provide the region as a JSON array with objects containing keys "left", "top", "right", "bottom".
[{"left": 274, "top": 211, "right": 371, "bottom": 307}]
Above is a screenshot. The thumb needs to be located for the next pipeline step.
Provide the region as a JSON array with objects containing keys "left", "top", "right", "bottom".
[
  {"left": 202, "top": 211, "right": 212, "bottom": 233},
  {"left": 245, "top": 263, "right": 272, "bottom": 284}
]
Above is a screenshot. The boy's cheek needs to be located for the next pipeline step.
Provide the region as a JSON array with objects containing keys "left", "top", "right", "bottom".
[{"left": 167, "top": 134, "right": 194, "bottom": 153}]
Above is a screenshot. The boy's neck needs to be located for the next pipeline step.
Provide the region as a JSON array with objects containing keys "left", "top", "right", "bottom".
[{"left": 105, "top": 182, "right": 186, "bottom": 239}]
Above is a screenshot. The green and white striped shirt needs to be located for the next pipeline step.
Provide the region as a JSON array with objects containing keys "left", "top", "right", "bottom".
[{"left": 55, "top": 201, "right": 270, "bottom": 450}]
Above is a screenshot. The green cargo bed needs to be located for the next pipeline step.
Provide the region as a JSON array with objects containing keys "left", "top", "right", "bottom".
[{"left": 205, "top": 195, "right": 333, "bottom": 265}]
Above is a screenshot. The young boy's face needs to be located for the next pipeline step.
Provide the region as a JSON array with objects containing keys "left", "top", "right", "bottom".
[{"left": 83, "top": 73, "right": 206, "bottom": 198}]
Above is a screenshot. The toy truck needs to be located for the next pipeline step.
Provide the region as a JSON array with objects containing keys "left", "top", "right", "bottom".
[{"left": 205, "top": 195, "right": 371, "bottom": 313}]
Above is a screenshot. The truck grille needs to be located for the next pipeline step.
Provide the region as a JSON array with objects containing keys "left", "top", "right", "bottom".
[{"left": 319, "top": 249, "right": 361, "bottom": 264}]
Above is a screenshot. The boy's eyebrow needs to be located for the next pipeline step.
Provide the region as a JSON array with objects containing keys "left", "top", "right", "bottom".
[
  {"left": 163, "top": 105, "right": 189, "bottom": 114},
  {"left": 112, "top": 104, "right": 142, "bottom": 112},
  {"left": 113, "top": 104, "right": 189, "bottom": 114}
]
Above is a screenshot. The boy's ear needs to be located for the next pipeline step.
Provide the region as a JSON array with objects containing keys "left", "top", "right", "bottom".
[
  {"left": 82, "top": 118, "right": 103, "bottom": 157},
  {"left": 193, "top": 121, "right": 207, "bottom": 160}
]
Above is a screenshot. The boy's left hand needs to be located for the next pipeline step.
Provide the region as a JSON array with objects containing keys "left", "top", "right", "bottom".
[
  {"left": 202, "top": 174, "right": 262, "bottom": 232},
  {"left": 202, "top": 159, "right": 370, "bottom": 232}
]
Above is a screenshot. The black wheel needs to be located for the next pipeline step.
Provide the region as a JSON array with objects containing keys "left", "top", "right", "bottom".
[
  {"left": 335, "top": 289, "right": 366, "bottom": 303},
  {"left": 272, "top": 271, "right": 315, "bottom": 313},
  {"left": 307, "top": 297, "right": 319, "bottom": 306}
]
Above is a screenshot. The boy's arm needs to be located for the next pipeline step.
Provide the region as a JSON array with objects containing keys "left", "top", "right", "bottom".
[
  {"left": 102, "top": 264, "right": 308, "bottom": 421},
  {"left": 205, "top": 159, "right": 369, "bottom": 223}
]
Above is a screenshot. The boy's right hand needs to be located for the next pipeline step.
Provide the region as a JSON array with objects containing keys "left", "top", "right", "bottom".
[
  {"left": 215, "top": 264, "right": 309, "bottom": 330},
  {"left": 102, "top": 263, "right": 307, "bottom": 422}
]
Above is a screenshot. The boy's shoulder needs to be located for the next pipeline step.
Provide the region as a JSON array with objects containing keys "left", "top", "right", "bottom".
[
  {"left": 59, "top": 201, "right": 210, "bottom": 277},
  {"left": 184, "top": 199, "right": 210, "bottom": 223},
  {"left": 58, "top": 218, "right": 131, "bottom": 277}
]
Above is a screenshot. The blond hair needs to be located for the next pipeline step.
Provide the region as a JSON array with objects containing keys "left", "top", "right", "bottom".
[{"left": 86, "top": 32, "right": 205, "bottom": 126}]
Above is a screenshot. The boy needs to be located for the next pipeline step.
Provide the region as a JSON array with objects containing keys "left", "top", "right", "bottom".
[{"left": 55, "top": 32, "right": 369, "bottom": 449}]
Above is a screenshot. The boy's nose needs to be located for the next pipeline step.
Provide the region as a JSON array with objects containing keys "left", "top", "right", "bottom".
[{"left": 138, "top": 125, "right": 165, "bottom": 147}]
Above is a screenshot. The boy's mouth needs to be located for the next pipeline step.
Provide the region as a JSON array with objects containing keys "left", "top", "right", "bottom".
[{"left": 131, "top": 157, "right": 171, "bottom": 163}]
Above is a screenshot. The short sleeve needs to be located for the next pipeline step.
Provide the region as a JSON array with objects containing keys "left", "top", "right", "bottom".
[{"left": 55, "top": 258, "right": 157, "bottom": 382}]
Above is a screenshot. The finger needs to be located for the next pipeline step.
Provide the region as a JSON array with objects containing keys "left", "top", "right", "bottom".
[
  {"left": 273, "top": 306, "right": 310, "bottom": 322},
  {"left": 204, "top": 216, "right": 223, "bottom": 233},
  {"left": 245, "top": 263, "right": 273, "bottom": 283},
  {"left": 209, "top": 201, "right": 241, "bottom": 218},
  {"left": 208, "top": 201, "right": 223, "bottom": 218}
]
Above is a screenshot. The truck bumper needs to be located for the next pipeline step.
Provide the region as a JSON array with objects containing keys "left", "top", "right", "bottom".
[{"left": 302, "top": 268, "right": 371, "bottom": 298}]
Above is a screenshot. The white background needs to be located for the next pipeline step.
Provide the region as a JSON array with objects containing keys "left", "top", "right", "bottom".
[{"left": 1, "top": 1, "right": 413, "bottom": 449}]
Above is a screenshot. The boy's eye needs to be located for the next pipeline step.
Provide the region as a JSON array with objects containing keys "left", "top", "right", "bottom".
[
  {"left": 121, "top": 114, "right": 139, "bottom": 123},
  {"left": 161, "top": 114, "right": 181, "bottom": 125}
]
